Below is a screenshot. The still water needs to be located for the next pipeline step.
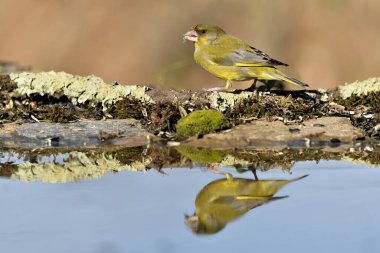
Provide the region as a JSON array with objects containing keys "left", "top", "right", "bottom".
[{"left": 0, "top": 152, "right": 379, "bottom": 253}]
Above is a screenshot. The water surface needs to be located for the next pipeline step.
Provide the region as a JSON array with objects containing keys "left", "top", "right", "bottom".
[{"left": 1, "top": 153, "right": 379, "bottom": 253}]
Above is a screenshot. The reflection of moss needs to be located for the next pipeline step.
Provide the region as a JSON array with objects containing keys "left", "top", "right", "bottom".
[
  {"left": 10, "top": 152, "right": 151, "bottom": 183},
  {"left": 111, "top": 146, "right": 146, "bottom": 164},
  {"left": 344, "top": 152, "right": 380, "bottom": 167},
  {"left": 1, "top": 144, "right": 380, "bottom": 183},
  {"left": 230, "top": 149, "right": 313, "bottom": 173},
  {"left": 218, "top": 155, "right": 250, "bottom": 168},
  {"left": 176, "top": 110, "right": 231, "bottom": 140},
  {"left": 176, "top": 146, "right": 224, "bottom": 164}
]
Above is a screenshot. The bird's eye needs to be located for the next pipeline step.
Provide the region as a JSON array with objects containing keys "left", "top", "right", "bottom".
[{"left": 198, "top": 29, "right": 206, "bottom": 34}]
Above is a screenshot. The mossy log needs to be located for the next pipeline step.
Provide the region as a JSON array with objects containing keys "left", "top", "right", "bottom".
[{"left": 0, "top": 71, "right": 379, "bottom": 145}]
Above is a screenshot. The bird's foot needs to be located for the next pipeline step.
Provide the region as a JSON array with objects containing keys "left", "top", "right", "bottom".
[
  {"left": 246, "top": 79, "right": 258, "bottom": 92},
  {"left": 207, "top": 165, "right": 227, "bottom": 176}
]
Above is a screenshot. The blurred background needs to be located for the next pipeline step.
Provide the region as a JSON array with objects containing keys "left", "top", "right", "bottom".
[{"left": 1, "top": 0, "right": 379, "bottom": 90}]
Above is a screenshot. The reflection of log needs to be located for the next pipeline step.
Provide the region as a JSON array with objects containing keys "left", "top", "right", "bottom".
[
  {"left": 1, "top": 145, "right": 379, "bottom": 183},
  {"left": 7, "top": 151, "right": 151, "bottom": 183}
]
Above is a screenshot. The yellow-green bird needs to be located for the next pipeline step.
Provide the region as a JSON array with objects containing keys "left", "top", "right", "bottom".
[
  {"left": 183, "top": 24, "right": 309, "bottom": 90},
  {"left": 185, "top": 174, "right": 307, "bottom": 234}
]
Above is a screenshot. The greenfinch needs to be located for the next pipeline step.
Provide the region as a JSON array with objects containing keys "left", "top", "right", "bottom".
[
  {"left": 183, "top": 24, "right": 309, "bottom": 90},
  {"left": 185, "top": 174, "right": 307, "bottom": 234}
]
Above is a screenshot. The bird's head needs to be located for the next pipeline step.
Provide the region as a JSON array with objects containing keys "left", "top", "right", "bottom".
[{"left": 183, "top": 24, "right": 226, "bottom": 46}]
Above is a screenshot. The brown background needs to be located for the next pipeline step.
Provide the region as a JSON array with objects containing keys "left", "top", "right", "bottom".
[{"left": 1, "top": 0, "right": 379, "bottom": 89}]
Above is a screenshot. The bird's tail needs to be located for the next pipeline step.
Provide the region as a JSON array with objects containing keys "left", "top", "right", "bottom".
[
  {"left": 281, "top": 75, "right": 309, "bottom": 87},
  {"left": 262, "top": 68, "right": 309, "bottom": 88},
  {"left": 289, "top": 174, "right": 309, "bottom": 182}
]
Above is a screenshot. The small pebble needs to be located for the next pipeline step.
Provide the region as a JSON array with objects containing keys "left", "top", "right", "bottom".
[{"left": 288, "top": 128, "right": 300, "bottom": 133}]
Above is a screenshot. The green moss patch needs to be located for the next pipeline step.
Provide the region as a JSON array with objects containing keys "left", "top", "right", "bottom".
[
  {"left": 175, "top": 146, "right": 224, "bottom": 164},
  {"left": 334, "top": 92, "right": 380, "bottom": 109},
  {"left": 176, "top": 110, "right": 231, "bottom": 140},
  {"left": 228, "top": 94, "right": 322, "bottom": 124},
  {"left": 106, "top": 98, "right": 144, "bottom": 119}
]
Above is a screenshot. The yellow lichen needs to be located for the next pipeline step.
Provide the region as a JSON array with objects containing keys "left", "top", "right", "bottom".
[
  {"left": 339, "top": 77, "right": 380, "bottom": 99},
  {"left": 10, "top": 71, "right": 153, "bottom": 110},
  {"left": 209, "top": 91, "right": 253, "bottom": 112}
]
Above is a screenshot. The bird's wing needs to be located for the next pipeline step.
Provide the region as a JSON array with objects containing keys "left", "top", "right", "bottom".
[
  {"left": 234, "top": 46, "right": 288, "bottom": 67},
  {"left": 210, "top": 195, "right": 287, "bottom": 210},
  {"left": 210, "top": 35, "right": 288, "bottom": 67}
]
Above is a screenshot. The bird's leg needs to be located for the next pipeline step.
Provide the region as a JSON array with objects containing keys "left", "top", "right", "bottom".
[
  {"left": 247, "top": 79, "right": 258, "bottom": 92},
  {"left": 248, "top": 165, "right": 259, "bottom": 180},
  {"left": 224, "top": 80, "right": 233, "bottom": 89}
]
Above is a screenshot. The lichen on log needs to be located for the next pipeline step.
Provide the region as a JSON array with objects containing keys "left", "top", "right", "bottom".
[
  {"left": 10, "top": 71, "right": 153, "bottom": 110},
  {"left": 339, "top": 77, "right": 380, "bottom": 99},
  {"left": 0, "top": 71, "right": 379, "bottom": 141}
]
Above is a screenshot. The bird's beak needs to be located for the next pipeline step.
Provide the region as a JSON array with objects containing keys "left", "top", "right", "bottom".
[
  {"left": 183, "top": 30, "right": 198, "bottom": 42},
  {"left": 184, "top": 214, "right": 199, "bottom": 232}
]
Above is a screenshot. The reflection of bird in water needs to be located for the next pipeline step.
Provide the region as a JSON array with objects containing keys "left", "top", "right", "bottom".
[{"left": 185, "top": 173, "right": 307, "bottom": 235}]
